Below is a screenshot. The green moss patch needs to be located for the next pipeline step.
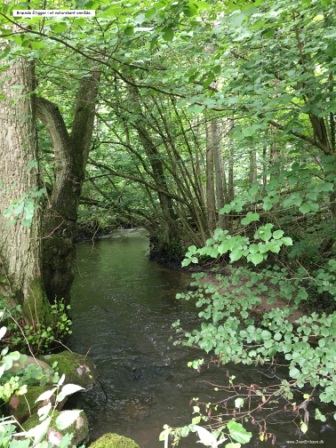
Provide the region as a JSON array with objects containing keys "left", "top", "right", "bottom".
[
  {"left": 43, "top": 351, "right": 97, "bottom": 389},
  {"left": 90, "top": 433, "right": 140, "bottom": 448}
]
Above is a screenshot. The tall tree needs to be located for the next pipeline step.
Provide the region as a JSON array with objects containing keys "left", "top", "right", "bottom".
[
  {"left": 0, "top": 54, "right": 50, "bottom": 322},
  {"left": 36, "top": 69, "right": 100, "bottom": 303}
]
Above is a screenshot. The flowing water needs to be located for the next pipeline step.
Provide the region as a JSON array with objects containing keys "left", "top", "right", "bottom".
[{"left": 69, "top": 229, "right": 335, "bottom": 448}]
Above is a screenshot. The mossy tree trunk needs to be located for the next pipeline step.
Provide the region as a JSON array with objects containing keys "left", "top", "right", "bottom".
[
  {"left": 35, "top": 70, "right": 100, "bottom": 303},
  {"left": 0, "top": 56, "right": 50, "bottom": 322}
]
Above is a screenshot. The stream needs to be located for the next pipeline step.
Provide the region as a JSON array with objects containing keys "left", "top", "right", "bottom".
[{"left": 69, "top": 229, "right": 335, "bottom": 448}]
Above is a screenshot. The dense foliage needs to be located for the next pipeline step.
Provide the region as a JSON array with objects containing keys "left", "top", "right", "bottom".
[{"left": 0, "top": 0, "right": 336, "bottom": 445}]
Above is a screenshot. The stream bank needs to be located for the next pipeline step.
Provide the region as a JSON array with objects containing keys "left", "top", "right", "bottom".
[{"left": 68, "top": 229, "right": 335, "bottom": 447}]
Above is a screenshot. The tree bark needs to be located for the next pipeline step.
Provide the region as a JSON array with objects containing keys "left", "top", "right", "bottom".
[
  {"left": 212, "top": 120, "right": 226, "bottom": 228},
  {"left": 35, "top": 70, "right": 100, "bottom": 303},
  {"left": 225, "top": 119, "right": 235, "bottom": 202},
  {"left": 206, "top": 121, "right": 217, "bottom": 234},
  {"left": 0, "top": 57, "right": 50, "bottom": 322},
  {"left": 249, "top": 150, "right": 257, "bottom": 186}
]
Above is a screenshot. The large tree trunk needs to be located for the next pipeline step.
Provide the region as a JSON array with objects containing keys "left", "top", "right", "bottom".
[
  {"left": 0, "top": 57, "right": 50, "bottom": 322},
  {"left": 36, "top": 70, "right": 100, "bottom": 303}
]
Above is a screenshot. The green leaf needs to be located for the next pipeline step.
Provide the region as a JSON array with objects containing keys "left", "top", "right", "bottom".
[
  {"left": 24, "top": 201, "right": 34, "bottom": 221},
  {"left": 315, "top": 408, "right": 327, "bottom": 422},
  {"left": 241, "top": 212, "right": 260, "bottom": 225},
  {"left": 299, "top": 203, "right": 313, "bottom": 214},
  {"left": 227, "top": 421, "right": 252, "bottom": 444},
  {"left": 300, "top": 421, "right": 308, "bottom": 434},
  {"left": 124, "top": 26, "right": 134, "bottom": 36},
  {"left": 162, "top": 27, "right": 174, "bottom": 41},
  {"left": 248, "top": 253, "right": 264, "bottom": 266},
  {"left": 230, "top": 249, "right": 245, "bottom": 262},
  {"left": 273, "top": 230, "right": 284, "bottom": 239},
  {"left": 192, "top": 415, "right": 202, "bottom": 424},
  {"left": 218, "top": 240, "right": 231, "bottom": 255},
  {"left": 52, "top": 22, "right": 67, "bottom": 33},
  {"left": 281, "top": 237, "right": 293, "bottom": 246},
  {"left": 187, "top": 104, "right": 205, "bottom": 114},
  {"left": 255, "top": 224, "right": 273, "bottom": 242},
  {"left": 30, "top": 41, "right": 45, "bottom": 49},
  {"left": 289, "top": 367, "right": 301, "bottom": 379}
]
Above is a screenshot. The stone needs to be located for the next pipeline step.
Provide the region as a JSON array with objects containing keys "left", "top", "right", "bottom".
[
  {"left": 23, "top": 409, "right": 89, "bottom": 446},
  {"left": 42, "top": 351, "right": 97, "bottom": 389},
  {"left": 9, "top": 355, "right": 54, "bottom": 382},
  {"left": 9, "top": 385, "right": 52, "bottom": 423},
  {"left": 89, "top": 433, "right": 140, "bottom": 448}
]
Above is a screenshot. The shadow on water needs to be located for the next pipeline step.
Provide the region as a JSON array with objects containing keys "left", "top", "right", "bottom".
[{"left": 69, "top": 229, "right": 335, "bottom": 448}]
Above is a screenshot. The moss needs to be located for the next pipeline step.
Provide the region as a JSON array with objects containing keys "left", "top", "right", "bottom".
[
  {"left": 9, "top": 385, "right": 50, "bottom": 423},
  {"left": 23, "top": 409, "right": 89, "bottom": 446},
  {"left": 42, "top": 351, "right": 97, "bottom": 389},
  {"left": 22, "top": 278, "right": 52, "bottom": 324},
  {"left": 89, "top": 433, "right": 140, "bottom": 448}
]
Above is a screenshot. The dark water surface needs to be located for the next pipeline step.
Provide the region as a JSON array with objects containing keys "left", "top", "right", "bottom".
[{"left": 69, "top": 229, "right": 335, "bottom": 448}]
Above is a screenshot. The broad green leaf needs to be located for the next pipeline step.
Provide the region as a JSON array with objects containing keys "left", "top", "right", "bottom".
[
  {"left": 248, "top": 253, "right": 264, "bottom": 266},
  {"left": 218, "top": 240, "right": 232, "bottom": 255},
  {"left": 162, "top": 28, "right": 174, "bottom": 41},
  {"left": 227, "top": 421, "right": 252, "bottom": 444},
  {"left": 241, "top": 212, "right": 260, "bottom": 225},
  {"left": 124, "top": 26, "right": 134, "bottom": 36},
  {"left": 281, "top": 237, "right": 293, "bottom": 246},
  {"left": 272, "top": 230, "right": 284, "bottom": 239},
  {"left": 289, "top": 367, "right": 300, "bottom": 379},
  {"left": 188, "top": 104, "right": 205, "bottom": 114},
  {"left": 52, "top": 22, "right": 67, "bottom": 33},
  {"left": 230, "top": 249, "right": 245, "bottom": 262}
]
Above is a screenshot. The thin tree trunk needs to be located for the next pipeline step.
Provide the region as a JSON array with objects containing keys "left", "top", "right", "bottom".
[
  {"left": 226, "top": 119, "right": 235, "bottom": 202},
  {"left": 249, "top": 150, "right": 257, "bottom": 186},
  {"left": 206, "top": 121, "right": 217, "bottom": 234},
  {"left": 213, "top": 120, "right": 226, "bottom": 228}
]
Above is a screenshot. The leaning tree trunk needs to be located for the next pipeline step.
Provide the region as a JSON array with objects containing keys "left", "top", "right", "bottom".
[
  {"left": 0, "top": 57, "right": 50, "bottom": 322},
  {"left": 128, "top": 88, "right": 181, "bottom": 259},
  {"left": 35, "top": 70, "right": 100, "bottom": 303}
]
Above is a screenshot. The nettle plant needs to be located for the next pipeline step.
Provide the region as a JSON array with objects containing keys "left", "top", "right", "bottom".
[{"left": 172, "top": 179, "right": 336, "bottom": 442}]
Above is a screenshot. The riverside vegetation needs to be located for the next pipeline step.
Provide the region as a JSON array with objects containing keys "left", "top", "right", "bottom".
[{"left": 0, "top": 0, "right": 336, "bottom": 446}]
